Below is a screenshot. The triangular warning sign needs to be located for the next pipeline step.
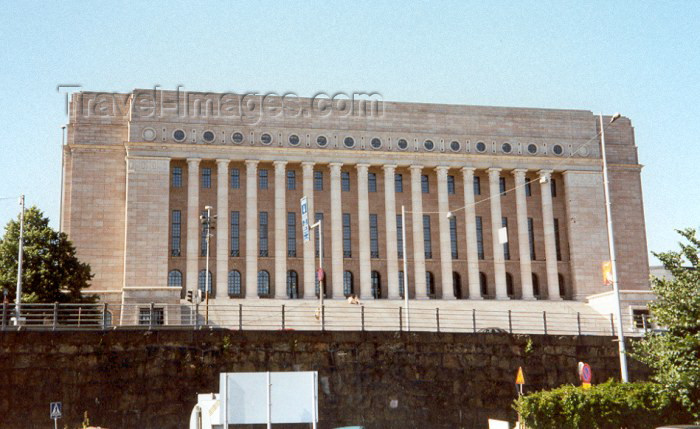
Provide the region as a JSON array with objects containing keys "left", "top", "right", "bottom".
[{"left": 515, "top": 367, "right": 525, "bottom": 385}]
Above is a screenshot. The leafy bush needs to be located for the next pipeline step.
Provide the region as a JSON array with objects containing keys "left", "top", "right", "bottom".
[{"left": 513, "top": 380, "right": 692, "bottom": 429}]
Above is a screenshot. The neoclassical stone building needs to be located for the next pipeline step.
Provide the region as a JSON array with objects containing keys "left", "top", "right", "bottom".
[{"left": 61, "top": 89, "right": 649, "bottom": 308}]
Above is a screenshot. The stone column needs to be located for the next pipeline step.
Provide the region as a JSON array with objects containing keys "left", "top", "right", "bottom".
[
  {"left": 329, "top": 163, "right": 344, "bottom": 299},
  {"left": 216, "top": 159, "right": 229, "bottom": 298},
  {"left": 274, "top": 161, "right": 287, "bottom": 299},
  {"left": 461, "top": 167, "right": 481, "bottom": 299},
  {"left": 436, "top": 166, "right": 455, "bottom": 299},
  {"left": 410, "top": 165, "right": 428, "bottom": 299},
  {"left": 513, "top": 169, "right": 534, "bottom": 300},
  {"left": 186, "top": 158, "right": 200, "bottom": 294},
  {"left": 383, "top": 165, "right": 400, "bottom": 299},
  {"left": 245, "top": 160, "right": 259, "bottom": 298},
  {"left": 539, "top": 170, "right": 561, "bottom": 300},
  {"left": 301, "top": 162, "right": 316, "bottom": 298},
  {"left": 488, "top": 168, "right": 508, "bottom": 299},
  {"left": 356, "top": 164, "right": 372, "bottom": 299}
]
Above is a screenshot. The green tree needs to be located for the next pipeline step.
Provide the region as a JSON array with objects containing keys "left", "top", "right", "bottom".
[
  {"left": 0, "top": 206, "right": 94, "bottom": 303},
  {"left": 633, "top": 228, "right": 700, "bottom": 420}
]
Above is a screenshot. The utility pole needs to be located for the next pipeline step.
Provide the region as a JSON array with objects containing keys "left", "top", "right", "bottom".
[{"left": 14, "top": 195, "right": 25, "bottom": 325}]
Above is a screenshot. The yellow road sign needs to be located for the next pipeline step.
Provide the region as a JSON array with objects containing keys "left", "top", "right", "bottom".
[{"left": 516, "top": 367, "right": 525, "bottom": 385}]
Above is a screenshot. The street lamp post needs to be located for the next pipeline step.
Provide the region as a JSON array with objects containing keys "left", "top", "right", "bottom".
[
  {"left": 401, "top": 205, "right": 410, "bottom": 331},
  {"left": 310, "top": 220, "right": 324, "bottom": 315},
  {"left": 201, "top": 206, "right": 215, "bottom": 325},
  {"left": 600, "top": 112, "right": 629, "bottom": 382},
  {"left": 59, "top": 125, "right": 66, "bottom": 232},
  {"left": 14, "top": 195, "right": 25, "bottom": 325}
]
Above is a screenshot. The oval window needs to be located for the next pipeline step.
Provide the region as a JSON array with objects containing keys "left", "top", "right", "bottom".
[
  {"left": 475, "top": 142, "right": 487, "bottom": 153},
  {"left": 260, "top": 133, "right": 272, "bottom": 145},
  {"left": 317, "top": 136, "right": 328, "bottom": 147},
  {"left": 232, "top": 132, "right": 244, "bottom": 144},
  {"left": 173, "top": 129, "right": 186, "bottom": 142},
  {"left": 288, "top": 134, "right": 300, "bottom": 146},
  {"left": 450, "top": 140, "right": 461, "bottom": 152},
  {"left": 502, "top": 143, "right": 512, "bottom": 153},
  {"left": 343, "top": 137, "right": 355, "bottom": 148},
  {"left": 423, "top": 140, "right": 435, "bottom": 151},
  {"left": 203, "top": 131, "right": 215, "bottom": 143},
  {"left": 552, "top": 144, "right": 563, "bottom": 155},
  {"left": 397, "top": 138, "right": 408, "bottom": 150},
  {"left": 527, "top": 144, "right": 538, "bottom": 154},
  {"left": 370, "top": 138, "right": 382, "bottom": 149}
]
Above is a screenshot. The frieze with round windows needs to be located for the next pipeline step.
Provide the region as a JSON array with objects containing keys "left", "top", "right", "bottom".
[
  {"left": 343, "top": 137, "right": 355, "bottom": 148},
  {"left": 288, "top": 134, "right": 300, "bottom": 146},
  {"left": 475, "top": 141, "right": 487, "bottom": 153},
  {"left": 397, "top": 138, "right": 408, "bottom": 150},
  {"left": 527, "top": 143, "right": 538, "bottom": 154},
  {"left": 423, "top": 139, "right": 435, "bottom": 151},
  {"left": 260, "top": 133, "right": 272, "bottom": 145},
  {"left": 450, "top": 140, "right": 461, "bottom": 152},
  {"left": 552, "top": 144, "right": 564, "bottom": 156},
  {"left": 142, "top": 128, "right": 157, "bottom": 142},
  {"left": 232, "top": 132, "right": 244, "bottom": 144},
  {"left": 502, "top": 143, "right": 512, "bottom": 154},
  {"left": 317, "top": 135, "right": 328, "bottom": 147},
  {"left": 203, "top": 130, "right": 215, "bottom": 143},
  {"left": 173, "top": 129, "right": 186, "bottom": 142},
  {"left": 370, "top": 137, "right": 382, "bottom": 149}
]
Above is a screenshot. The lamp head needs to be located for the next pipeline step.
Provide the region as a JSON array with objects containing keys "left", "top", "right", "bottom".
[
  {"left": 610, "top": 113, "right": 621, "bottom": 124},
  {"left": 446, "top": 211, "right": 454, "bottom": 219},
  {"left": 205, "top": 205, "right": 213, "bottom": 211}
]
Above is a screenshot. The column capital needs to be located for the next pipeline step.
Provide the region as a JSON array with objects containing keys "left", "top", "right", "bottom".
[
  {"left": 273, "top": 160, "right": 288, "bottom": 167},
  {"left": 488, "top": 167, "right": 502, "bottom": 178},
  {"left": 409, "top": 164, "right": 423, "bottom": 172},
  {"left": 301, "top": 161, "right": 315, "bottom": 171},
  {"left": 245, "top": 159, "right": 259, "bottom": 167},
  {"left": 512, "top": 168, "right": 528, "bottom": 179},
  {"left": 461, "top": 166, "right": 476, "bottom": 175},
  {"left": 538, "top": 169, "right": 552, "bottom": 181},
  {"left": 187, "top": 158, "right": 201, "bottom": 165},
  {"left": 329, "top": 162, "right": 343, "bottom": 172},
  {"left": 355, "top": 163, "right": 370, "bottom": 172},
  {"left": 382, "top": 164, "right": 397, "bottom": 171},
  {"left": 434, "top": 165, "right": 449, "bottom": 175},
  {"left": 216, "top": 158, "right": 230, "bottom": 165}
]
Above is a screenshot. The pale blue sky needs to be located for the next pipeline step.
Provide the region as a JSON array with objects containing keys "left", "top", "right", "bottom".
[{"left": 0, "top": 1, "right": 698, "bottom": 263}]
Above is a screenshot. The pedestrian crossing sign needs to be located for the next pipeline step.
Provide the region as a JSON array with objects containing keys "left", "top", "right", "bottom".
[{"left": 50, "top": 402, "right": 62, "bottom": 419}]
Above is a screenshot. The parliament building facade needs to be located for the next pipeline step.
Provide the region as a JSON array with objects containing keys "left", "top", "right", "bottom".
[{"left": 61, "top": 90, "right": 650, "bottom": 309}]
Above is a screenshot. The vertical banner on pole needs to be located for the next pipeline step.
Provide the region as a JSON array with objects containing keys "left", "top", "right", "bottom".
[{"left": 301, "top": 197, "right": 310, "bottom": 243}]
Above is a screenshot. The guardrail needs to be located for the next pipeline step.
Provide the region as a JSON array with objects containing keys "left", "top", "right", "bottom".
[{"left": 0, "top": 302, "right": 652, "bottom": 336}]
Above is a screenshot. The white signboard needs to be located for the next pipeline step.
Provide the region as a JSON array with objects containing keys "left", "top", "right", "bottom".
[
  {"left": 301, "top": 196, "right": 310, "bottom": 242},
  {"left": 220, "top": 371, "right": 318, "bottom": 425}
]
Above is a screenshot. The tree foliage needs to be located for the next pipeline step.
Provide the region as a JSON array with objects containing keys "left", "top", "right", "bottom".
[
  {"left": 513, "top": 380, "right": 690, "bottom": 429},
  {"left": 0, "top": 206, "right": 94, "bottom": 303},
  {"left": 633, "top": 228, "right": 700, "bottom": 420}
]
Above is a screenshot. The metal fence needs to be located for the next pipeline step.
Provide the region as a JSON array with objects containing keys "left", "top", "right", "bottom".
[{"left": 0, "top": 302, "right": 651, "bottom": 336}]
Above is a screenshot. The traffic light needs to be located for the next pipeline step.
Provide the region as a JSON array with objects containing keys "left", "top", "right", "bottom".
[{"left": 186, "top": 290, "right": 193, "bottom": 303}]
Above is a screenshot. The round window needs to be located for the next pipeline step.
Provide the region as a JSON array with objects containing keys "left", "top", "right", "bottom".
[
  {"left": 475, "top": 142, "right": 487, "bottom": 153},
  {"left": 527, "top": 144, "right": 538, "bottom": 154},
  {"left": 203, "top": 131, "right": 215, "bottom": 143},
  {"left": 317, "top": 136, "right": 328, "bottom": 147},
  {"left": 232, "top": 132, "right": 244, "bottom": 144},
  {"left": 579, "top": 146, "right": 589, "bottom": 157},
  {"left": 423, "top": 140, "right": 435, "bottom": 151},
  {"left": 343, "top": 137, "right": 355, "bottom": 148},
  {"left": 173, "top": 129, "right": 186, "bottom": 142},
  {"left": 142, "top": 128, "right": 156, "bottom": 142},
  {"left": 502, "top": 143, "right": 512, "bottom": 153},
  {"left": 397, "top": 138, "right": 408, "bottom": 150},
  {"left": 260, "top": 133, "right": 272, "bottom": 145},
  {"left": 552, "top": 144, "right": 563, "bottom": 155},
  {"left": 370, "top": 137, "right": 382, "bottom": 149},
  {"left": 450, "top": 140, "right": 461, "bottom": 152},
  {"left": 288, "top": 134, "right": 300, "bottom": 146}
]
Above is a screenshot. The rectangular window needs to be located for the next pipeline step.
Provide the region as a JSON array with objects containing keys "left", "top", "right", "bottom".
[
  {"left": 171, "top": 210, "right": 181, "bottom": 256},
  {"left": 421, "top": 175, "right": 429, "bottom": 193},
  {"left": 231, "top": 168, "right": 240, "bottom": 189},
  {"left": 551, "top": 178, "right": 557, "bottom": 197},
  {"left": 528, "top": 217, "right": 536, "bottom": 260},
  {"left": 449, "top": 216, "right": 458, "bottom": 259},
  {"left": 499, "top": 177, "right": 506, "bottom": 196},
  {"left": 341, "top": 171, "right": 350, "bottom": 191},
  {"left": 259, "top": 169, "right": 268, "bottom": 190},
  {"left": 314, "top": 171, "right": 323, "bottom": 191},
  {"left": 525, "top": 178, "right": 532, "bottom": 197},
  {"left": 423, "top": 215, "right": 432, "bottom": 259},
  {"left": 139, "top": 307, "right": 164, "bottom": 325},
  {"left": 342, "top": 213, "right": 351, "bottom": 258},
  {"left": 370, "top": 214, "right": 379, "bottom": 258},
  {"left": 554, "top": 218, "right": 562, "bottom": 261},
  {"left": 172, "top": 167, "right": 182, "bottom": 188},
  {"left": 287, "top": 212, "right": 296, "bottom": 257},
  {"left": 314, "top": 213, "right": 324, "bottom": 257},
  {"left": 397, "top": 214, "right": 404, "bottom": 258},
  {"left": 476, "top": 216, "right": 484, "bottom": 260},
  {"left": 502, "top": 217, "right": 510, "bottom": 260},
  {"left": 395, "top": 174, "right": 403, "bottom": 193},
  {"left": 473, "top": 176, "right": 481, "bottom": 196},
  {"left": 447, "top": 175, "right": 456, "bottom": 195},
  {"left": 287, "top": 171, "right": 296, "bottom": 190},
  {"left": 368, "top": 173, "right": 377, "bottom": 193},
  {"left": 201, "top": 168, "right": 211, "bottom": 189},
  {"left": 200, "top": 210, "right": 209, "bottom": 256},
  {"left": 259, "top": 212, "right": 269, "bottom": 257},
  {"left": 230, "top": 211, "right": 240, "bottom": 257}
]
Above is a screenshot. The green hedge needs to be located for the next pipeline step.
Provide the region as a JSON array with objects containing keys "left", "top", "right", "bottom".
[{"left": 513, "top": 380, "right": 693, "bottom": 429}]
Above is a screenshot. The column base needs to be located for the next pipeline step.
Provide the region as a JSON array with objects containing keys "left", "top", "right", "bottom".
[
  {"left": 416, "top": 295, "right": 430, "bottom": 300},
  {"left": 442, "top": 295, "right": 456, "bottom": 300},
  {"left": 521, "top": 296, "right": 537, "bottom": 301},
  {"left": 495, "top": 296, "right": 511, "bottom": 301},
  {"left": 467, "top": 296, "right": 484, "bottom": 300},
  {"left": 548, "top": 296, "right": 563, "bottom": 301}
]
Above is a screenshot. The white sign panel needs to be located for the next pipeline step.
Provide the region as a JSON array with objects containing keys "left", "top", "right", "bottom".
[
  {"left": 220, "top": 371, "right": 318, "bottom": 425},
  {"left": 301, "top": 196, "right": 310, "bottom": 242}
]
